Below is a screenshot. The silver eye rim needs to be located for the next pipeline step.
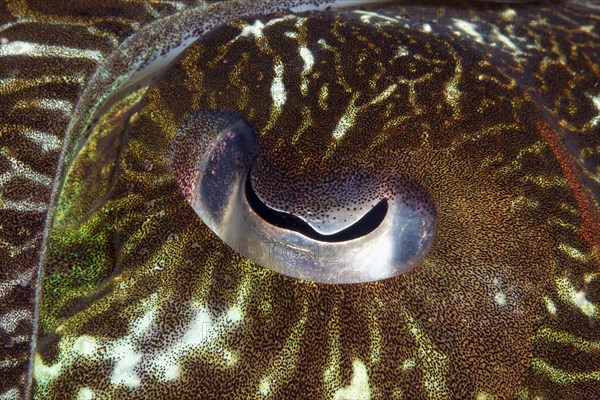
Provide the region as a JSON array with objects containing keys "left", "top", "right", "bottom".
[
  {"left": 172, "top": 111, "right": 437, "bottom": 284},
  {"left": 227, "top": 180, "right": 437, "bottom": 284}
]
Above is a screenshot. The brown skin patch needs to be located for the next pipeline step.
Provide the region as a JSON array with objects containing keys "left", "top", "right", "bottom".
[
  {"left": 0, "top": 1, "right": 598, "bottom": 399},
  {"left": 0, "top": 0, "right": 201, "bottom": 397}
]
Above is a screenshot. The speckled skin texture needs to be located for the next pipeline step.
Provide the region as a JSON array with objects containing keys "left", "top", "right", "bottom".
[{"left": 0, "top": 1, "right": 598, "bottom": 399}]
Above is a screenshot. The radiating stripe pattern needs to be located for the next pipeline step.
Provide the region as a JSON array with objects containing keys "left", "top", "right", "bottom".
[
  {"left": 0, "top": 1, "right": 202, "bottom": 398},
  {"left": 0, "top": 0, "right": 598, "bottom": 399}
]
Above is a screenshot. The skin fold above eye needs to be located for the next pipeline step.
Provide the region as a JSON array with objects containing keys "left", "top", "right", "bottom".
[{"left": 0, "top": 1, "right": 598, "bottom": 399}]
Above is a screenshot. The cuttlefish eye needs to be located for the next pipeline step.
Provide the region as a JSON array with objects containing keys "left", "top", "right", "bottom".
[
  {"left": 170, "top": 110, "right": 436, "bottom": 283},
  {"left": 22, "top": 0, "right": 598, "bottom": 398}
]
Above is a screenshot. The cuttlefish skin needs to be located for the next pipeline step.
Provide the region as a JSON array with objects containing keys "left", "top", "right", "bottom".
[{"left": 0, "top": 1, "right": 598, "bottom": 399}]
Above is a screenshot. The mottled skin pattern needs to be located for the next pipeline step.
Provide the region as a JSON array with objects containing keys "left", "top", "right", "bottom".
[
  {"left": 0, "top": 1, "right": 598, "bottom": 399},
  {"left": 0, "top": 1, "right": 205, "bottom": 397}
]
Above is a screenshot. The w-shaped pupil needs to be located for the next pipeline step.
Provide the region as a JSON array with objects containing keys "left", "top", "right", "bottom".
[{"left": 245, "top": 171, "right": 388, "bottom": 242}]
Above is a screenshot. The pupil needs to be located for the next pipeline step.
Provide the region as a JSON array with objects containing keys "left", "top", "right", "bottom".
[{"left": 245, "top": 171, "right": 388, "bottom": 242}]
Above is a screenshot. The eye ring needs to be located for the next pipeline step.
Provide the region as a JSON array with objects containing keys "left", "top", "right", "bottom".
[{"left": 171, "top": 110, "right": 437, "bottom": 284}]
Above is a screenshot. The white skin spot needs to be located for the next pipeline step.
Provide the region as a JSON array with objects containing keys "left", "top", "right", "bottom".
[
  {"left": 580, "top": 25, "right": 595, "bottom": 34},
  {"left": 299, "top": 46, "right": 314, "bottom": 74},
  {"left": 491, "top": 276, "right": 512, "bottom": 308},
  {"left": 332, "top": 113, "right": 355, "bottom": 140},
  {"left": 557, "top": 277, "right": 598, "bottom": 318},
  {"left": 494, "top": 291, "right": 507, "bottom": 306},
  {"left": 144, "top": 302, "right": 242, "bottom": 382},
  {"left": 271, "top": 62, "right": 287, "bottom": 110},
  {"left": 559, "top": 243, "right": 591, "bottom": 263},
  {"left": 370, "top": 84, "right": 397, "bottom": 105},
  {"left": 0, "top": 41, "right": 103, "bottom": 61},
  {"left": 0, "top": 199, "right": 47, "bottom": 212},
  {"left": 584, "top": 273, "right": 598, "bottom": 285},
  {"left": 226, "top": 305, "right": 243, "bottom": 322},
  {"left": 21, "top": 129, "right": 61, "bottom": 153},
  {"left": 354, "top": 10, "right": 399, "bottom": 24},
  {"left": 77, "top": 289, "right": 244, "bottom": 388},
  {"left": 0, "top": 268, "right": 34, "bottom": 301},
  {"left": 153, "top": 353, "right": 181, "bottom": 381},
  {"left": 238, "top": 20, "right": 266, "bottom": 39},
  {"left": 77, "top": 387, "right": 95, "bottom": 400},
  {"left": 33, "top": 354, "right": 62, "bottom": 386},
  {"left": 403, "top": 359, "right": 415, "bottom": 370},
  {"left": 299, "top": 46, "right": 314, "bottom": 94},
  {"left": 396, "top": 45, "right": 409, "bottom": 57},
  {"left": 104, "top": 294, "right": 159, "bottom": 388},
  {"left": 0, "top": 309, "right": 31, "bottom": 333},
  {"left": 489, "top": 26, "right": 521, "bottom": 55},
  {"left": 331, "top": 94, "right": 359, "bottom": 140},
  {"left": 502, "top": 9, "right": 516, "bottom": 21},
  {"left": 14, "top": 98, "right": 73, "bottom": 114},
  {"left": 589, "top": 93, "right": 600, "bottom": 127},
  {"left": 477, "top": 392, "right": 494, "bottom": 400},
  {"left": 333, "top": 359, "right": 371, "bottom": 400},
  {"left": 545, "top": 297, "right": 557, "bottom": 315},
  {"left": 421, "top": 23, "right": 432, "bottom": 34},
  {"left": 110, "top": 342, "right": 143, "bottom": 387},
  {"left": 259, "top": 377, "right": 271, "bottom": 396},
  {"left": 445, "top": 83, "right": 461, "bottom": 102},
  {"left": 453, "top": 19, "right": 484, "bottom": 44},
  {"left": 73, "top": 336, "right": 97, "bottom": 357},
  {"left": 0, "top": 388, "right": 20, "bottom": 400},
  {"left": 10, "top": 335, "right": 28, "bottom": 344},
  {"left": 573, "top": 291, "right": 596, "bottom": 317},
  {"left": 236, "top": 16, "right": 298, "bottom": 41}
]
